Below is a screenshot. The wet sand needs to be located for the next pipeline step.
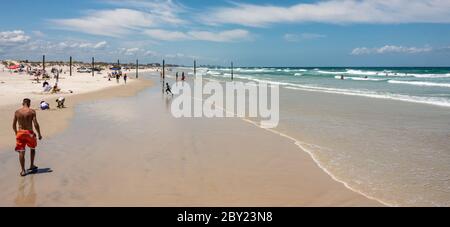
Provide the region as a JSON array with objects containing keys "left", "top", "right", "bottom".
[
  {"left": 0, "top": 74, "right": 381, "bottom": 206},
  {"left": 0, "top": 78, "right": 153, "bottom": 151}
]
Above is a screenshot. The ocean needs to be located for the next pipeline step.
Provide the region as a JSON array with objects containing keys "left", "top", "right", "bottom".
[
  {"left": 194, "top": 67, "right": 450, "bottom": 206},
  {"left": 199, "top": 67, "right": 450, "bottom": 108}
]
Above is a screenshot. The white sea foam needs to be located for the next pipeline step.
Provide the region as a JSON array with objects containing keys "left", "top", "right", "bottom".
[
  {"left": 203, "top": 67, "right": 450, "bottom": 108},
  {"left": 405, "top": 73, "right": 450, "bottom": 78},
  {"left": 208, "top": 71, "right": 222, "bottom": 75},
  {"left": 315, "top": 69, "right": 450, "bottom": 79},
  {"left": 234, "top": 77, "right": 450, "bottom": 107},
  {"left": 345, "top": 69, "right": 383, "bottom": 76},
  {"left": 317, "top": 70, "right": 345, "bottom": 75},
  {"left": 334, "top": 76, "right": 385, "bottom": 81},
  {"left": 317, "top": 69, "right": 383, "bottom": 76},
  {"left": 284, "top": 85, "right": 450, "bottom": 107},
  {"left": 235, "top": 68, "right": 272, "bottom": 73},
  {"left": 350, "top": 77, "right": 385, "bottom": 81},
  {"left": 388, "top": 80, "right": 450, "bottom": 88}
]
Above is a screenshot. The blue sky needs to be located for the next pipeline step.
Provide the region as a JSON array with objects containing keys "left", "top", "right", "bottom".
[{"left": 0, "top": 0, "right": 450, "bottom": 66}]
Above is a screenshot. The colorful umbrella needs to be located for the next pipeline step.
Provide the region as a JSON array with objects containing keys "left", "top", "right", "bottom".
[{"left": 8, "top": 65, "right": 20, "bottom": 70}]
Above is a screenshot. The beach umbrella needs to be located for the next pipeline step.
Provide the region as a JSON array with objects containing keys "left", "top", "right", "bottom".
[{"left": 8, "top": 65, "right": 20, "bottom": 70}]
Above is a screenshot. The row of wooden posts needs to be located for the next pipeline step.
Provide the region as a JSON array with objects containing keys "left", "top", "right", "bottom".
[{"left": 41, "top": 55, "right": 235, "bottom": 80}]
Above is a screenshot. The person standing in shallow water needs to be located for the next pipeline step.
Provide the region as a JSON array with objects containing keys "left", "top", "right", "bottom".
[
  {"left": 124, "top": 74, "right": 128, "bottom": 84},
  {"left": 116, "top": 73, "right": 120, "bottom": 84},
  {"left": 12, "top": 99, "right": 43, "bottom": 177}
]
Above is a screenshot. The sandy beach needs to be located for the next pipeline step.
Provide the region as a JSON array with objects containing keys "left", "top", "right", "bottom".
[
  {"left": 0, "top": 64, "right": 154, "bottom": 150},
  {"left": 2, "top": 0, "right": 450, "bottom": 213},
  {"left": 0, "top": 71, "right": 382, "bottom": 207}
]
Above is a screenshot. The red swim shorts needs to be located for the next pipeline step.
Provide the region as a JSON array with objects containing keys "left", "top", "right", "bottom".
[{"left": 15, "top": 130, "right": 37, "bottom": 152}]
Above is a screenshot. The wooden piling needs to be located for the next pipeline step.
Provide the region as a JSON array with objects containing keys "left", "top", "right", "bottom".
[
  {"left": 69, "top": 56, "right": 72, "bottom": 76},
  {"left": 163, "top": 59, "right": 165, "bottom": 80},
  {"left": 231, "top": 61, "right": 234, "bottom": 81},
  {"left": 194, "top": 60, "right": 196, "bottom": 77}
]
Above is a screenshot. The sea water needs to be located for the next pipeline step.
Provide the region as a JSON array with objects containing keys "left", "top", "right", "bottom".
[
  {"left": 194, "top": 67, "right": 450, "bottom": 206},
  {"left": 199, "top": 67, "right": 450, "bottom": 107}
]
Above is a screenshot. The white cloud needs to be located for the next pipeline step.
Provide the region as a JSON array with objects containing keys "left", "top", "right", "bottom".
[
  {"left": 105, "top": 0, "right": 186, "bottom": 25},
  {"left": 144, "top": 50, "right": 158, "bottom": 56},
  {"left": 32, "top": 31, "right": 46, "bottom": 38},
  {"left": 284, "top": 33, "right": 326, "bottom": 42},
  {"left": 93, "top": 41, "right": 108, "bottom": 49},
  {"left": 113, "top": 47, "right": 161, "bottom": 58},
  {"left": 351, "top": 45, "right": 433, "bottom": 55},
  {"left": 51, "top": 9, "right": 159, "bottom": 37},
  {"left": 188, "top": 30, "right": 250, "bottom": 42},
  {"left": 204, "top": 0, "right": 450, "bottom": 27},
  {"left": 0, "top": 30, "right": 30, "bottom": 46},
  {"left": 57, "top": 41, "right": 108, "bottom": 50},
  {"left": 118, "top": 47, "right": 140, "bottom": 56},
  {"left": 10, "top": 40, "right": 109, "bottom": 57},
  {"left": 165, "top": 52, "right": 196, "bottom": 60},
  {"left": 144, "top": 29, "right": 250, "bottom": 42},
  {"left": 51, "top": 0, "right": 187, "bottom": 38},
  {"left": 144, "top": 29, "right": 189, "bottom": 41}
]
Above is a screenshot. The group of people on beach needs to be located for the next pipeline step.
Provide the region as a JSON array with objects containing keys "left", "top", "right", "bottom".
[
  {"left": 42, "top": 80, "right": 61, "bottom": 94},
  {"left": 176, "top": 72, "right": 186, "bottom": 82},
  {"left": 108, "top": 71, "right": 128, "bottom": 84},
  {"left": 160, "top": 71, "right": 186, "bottom": 82},
  {"left": 161, "top": 71, "right": 187, "bottom": 96},
  {"left": 39, "top": 97, "right": 65, "bottom": 111},
  {"left": 10, "top": 64, "right": 137, "bottom": 176},
  {"left": 39, "top": 80, "right": 66, "bottom": 110}
]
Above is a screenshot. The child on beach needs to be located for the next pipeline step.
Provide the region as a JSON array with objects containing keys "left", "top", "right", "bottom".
[
  {"left": 124, "top": 74, "right": 128, "bottom": 84},
  {"left": 56, "top": 97, "right": 65, "bottom": 109},
  {"left": 40, "top": 101, "right": 50, "bottom": 110},
  {"left": 165, "top": 83, "right": 173, "bottom": 96},
  {"left": 51, "top": 84, "right": 61, "bottom": 94}
]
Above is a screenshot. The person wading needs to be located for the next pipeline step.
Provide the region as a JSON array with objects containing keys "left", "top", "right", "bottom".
[{"left": 12, "top": 99, "right": 43, "bottom": 177}]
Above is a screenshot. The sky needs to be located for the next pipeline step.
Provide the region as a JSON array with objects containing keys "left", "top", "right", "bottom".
[{"left": 0, "top": 0, "right": 450, "bottom": 67}]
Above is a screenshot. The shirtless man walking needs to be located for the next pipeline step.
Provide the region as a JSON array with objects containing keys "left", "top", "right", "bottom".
[{"left": 12, "top": 99, "right": 43, "bottom": 177}]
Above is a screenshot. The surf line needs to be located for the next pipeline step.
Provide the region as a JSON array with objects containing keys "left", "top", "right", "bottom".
[{"left": 188, "top": 92, "right": 394, "bottom": 207}]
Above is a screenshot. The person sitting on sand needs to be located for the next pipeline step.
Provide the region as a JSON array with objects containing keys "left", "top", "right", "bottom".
[
  {"left": 12, "top": 98, "right": 43, "bottom": 177},
  {"left": 165, "top": 83, "right": 173, "bottom": 96},
  {"left": 40, "top": 101, "right": 50, "bottom": 110},
  {"left": 56, "top": 97, "right": 65, "bottom": 109},
  {"left": 51, "top": 84, "right": 61, "bottom": 94},
  {"left": 43, "top": 83, "right": 52, "bottom": 93}
]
